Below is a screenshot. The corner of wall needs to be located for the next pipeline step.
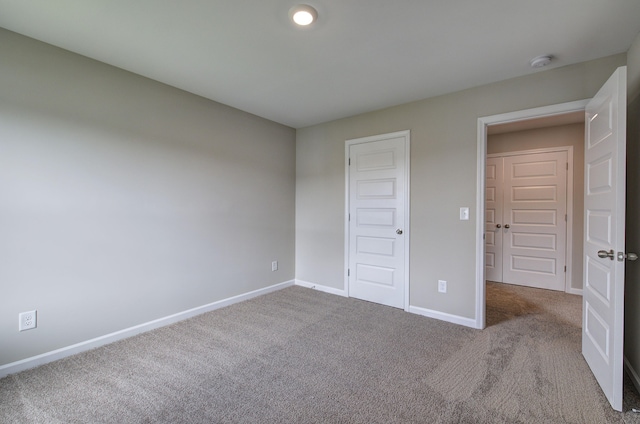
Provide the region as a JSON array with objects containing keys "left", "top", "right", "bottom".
[{"left": 627, "top": 31, "right": 640, "bottom": 102}]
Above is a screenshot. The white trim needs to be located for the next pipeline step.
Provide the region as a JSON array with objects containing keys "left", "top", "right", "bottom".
[
  {"left": 486, "top": 146, "right": 572, "bottom": 158},
  {"left": 409, "top": 305, "right": 477, "bottom": 328},
  {"left": 487, "top": 146, "right": 575, "bottom": 294},
  {"left": 624, "top": 356, "right": 640, "bottom": 395},
  {"left": 476, "top": 119, "right": 486, "bottom": 330},
  {"left": 476, "top": 99, "right": 589, "bottom": 329},
  {"left": 479, "top": 100, "right": 590, "bottom": 127},
  {"left": 405, "top": 138, "right": 411, "bottom": 311},
  {"left": 295, "top": 279, "right": 348, "bottom": 297},
  {"left": 565, "top": 147, "right": 575, "bottom": 295},
  {"left": 0, "top": 280, "right": 295, "bottom": 379},
  {"left": 345, "top": 130, "right": 411, "bottom": 311},
  {"left": 344, "top": 141, "right": 351, "bottom": 297}
]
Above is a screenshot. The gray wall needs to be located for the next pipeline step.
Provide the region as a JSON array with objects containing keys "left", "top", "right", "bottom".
[
  {"left": 625, "top": 31, "right": 640, "bottom": 384},
  {"left": 488, "top": 123, "right": 584, "bottom": 292},
  {"left": 629, "top": 32, "right": 640, "bottom": 100},
  {"left": 296, "top": 54, "right": 625, "bottom": 320},
  {"left": 0, "top": 29, "right": 296, "bottom": 366}
]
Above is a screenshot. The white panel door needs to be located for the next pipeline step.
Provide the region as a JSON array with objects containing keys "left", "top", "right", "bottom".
[
  {"left": 502, "top": 151, "right": 568, "bottom": 290},
  {"left": 348, "top": 134, "right": 407, "bottom": 309},
  {"left": 582, "top": 67, "right": 626, "bottom": 411},
  {"left": 485, "top": 156, "right": 504, "bottom": 282}
]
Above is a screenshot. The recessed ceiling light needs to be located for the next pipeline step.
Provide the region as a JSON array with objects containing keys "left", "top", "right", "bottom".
[
  {"left": 530, "top": 55, "right": 553, "bottom": 68},
  {"left": 290, "top": 4, "right": 317, "bottom": 26}
]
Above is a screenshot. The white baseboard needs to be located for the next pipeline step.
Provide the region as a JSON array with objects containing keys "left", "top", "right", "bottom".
[
  {"left": 567, "top": 287, "right": 583, "bottom": 296},
  {"left": 295, "top": 282, "right": 477, "bottom": 328},
  {"left": 409, "top": 305, "right": 478, "bottom": 328},
  {"left": 624, "top": 356, "right": 640, "bottom": 395},
  {"left": 0, "top": 280, "right": 295, "bottom": 379},
  {"left": 295, "top": 279, "right": 348, "bottom": 297}
]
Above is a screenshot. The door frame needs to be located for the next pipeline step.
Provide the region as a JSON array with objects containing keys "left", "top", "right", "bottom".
[
  {"left": 486, "top": 146, "right": 575, "bottom": 293},
  {"left": 475, "top": 100, "right": 589, "bottom": 329},
  {"left": 345, "top": 130, "right": 411, "bottom": 311}
]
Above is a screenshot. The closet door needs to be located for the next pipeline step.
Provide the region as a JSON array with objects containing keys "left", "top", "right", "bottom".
[
  {"left": 485, "top": 157, "right": 504, "bottom": 282},
  {"left": 501, "top": 151, "right": 567, "bottom": 290}
]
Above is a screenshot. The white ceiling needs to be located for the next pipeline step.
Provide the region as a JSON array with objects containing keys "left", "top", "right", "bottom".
[{"left": 1, "top": 1, "right": 639, "bottom": 128}]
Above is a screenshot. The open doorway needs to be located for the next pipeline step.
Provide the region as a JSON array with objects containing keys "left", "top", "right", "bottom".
[
  {"left": 476, "top": 68, "right": 630, "bottom": 412},
  {"left": 486, "top": 115, "right": 584, "bottom": 294},
  {"left": 484, "top": 113, "right": 585, "bottom": 327},
  {"left": 474, "top": 100, "right": 589, "bottom": 330}
]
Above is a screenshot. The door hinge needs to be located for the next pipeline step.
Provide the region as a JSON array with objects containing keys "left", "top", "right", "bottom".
[
  {"left": 566, "top": 162, "right": 569, "bottom": 170},
  {"left": 565, "top": 214, "right": 567, "bottom": 222},
  {"left": 349, "top": 158, "right": 351, "bottom": 166},
  {"left": 348, "top": 213, "right": 351, "bottom": 221},
  {"left": 564, "top": 265, "right": 567, "bottom": 272},
  {"left": 348, "top": 269, "right": 350, "bottom": 277}
]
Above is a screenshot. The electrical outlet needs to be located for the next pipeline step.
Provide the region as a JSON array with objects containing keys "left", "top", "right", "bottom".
[
  {"left": 19, "top": 310, "right": 37, "bottom": 331},
  {"left": 271, "top": 260, "right": 278, "bottom": 271},
  {"left": 438, "top": 280, "right": 447, "bottom": 293}
]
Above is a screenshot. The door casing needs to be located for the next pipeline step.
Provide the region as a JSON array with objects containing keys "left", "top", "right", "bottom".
[
  {"left": 475, "top": 100, "right": 589, "bottom": 329},
  {"left": 345, "top": 130, "right": 411, "bottom": 311}
]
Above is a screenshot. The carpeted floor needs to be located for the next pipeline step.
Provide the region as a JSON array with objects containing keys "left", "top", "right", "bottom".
[{"left": 1, "top": 282, "right": 640, "bottom": 423}]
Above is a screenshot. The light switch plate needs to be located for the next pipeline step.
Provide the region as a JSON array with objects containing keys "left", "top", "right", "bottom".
[{"left": 460, "top": 207, "right": 470, "bottom": 220}]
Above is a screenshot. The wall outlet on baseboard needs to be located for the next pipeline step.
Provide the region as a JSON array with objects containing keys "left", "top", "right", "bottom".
[
  {"left": 19, "top": 310, "right": 37, "bottom": 331},
  {"left": 271, "top": 261, "right": 278, "bottom": 272},
  {"left": 438, "top": 280, "right": 447, "bottom": 293}
]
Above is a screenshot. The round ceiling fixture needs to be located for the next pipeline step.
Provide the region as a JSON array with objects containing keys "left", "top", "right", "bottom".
[
  {"left": 290, "top": 4, "right": 318, "bottom": 26},
  {"left": 530, "top": 55, "right": 553, "bottom": 68}
]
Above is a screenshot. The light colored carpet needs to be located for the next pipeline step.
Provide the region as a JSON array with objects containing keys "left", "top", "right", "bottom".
[{"left": 1, "top": 282, "right": 639, "bottom": 423}]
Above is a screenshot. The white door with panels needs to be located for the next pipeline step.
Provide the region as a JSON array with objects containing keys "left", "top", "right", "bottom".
[
  {"left": 347, "top": 131, "right": 409, "bottom": 309},
  {"left": 485, "top": 150, "right": 568, "bottom": 291},
  {"left": 582, "top": 67, "right": 633, "bottom": 412},
  {"left": 485, "top": 156, "right": 504, "bottom": 282}
]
